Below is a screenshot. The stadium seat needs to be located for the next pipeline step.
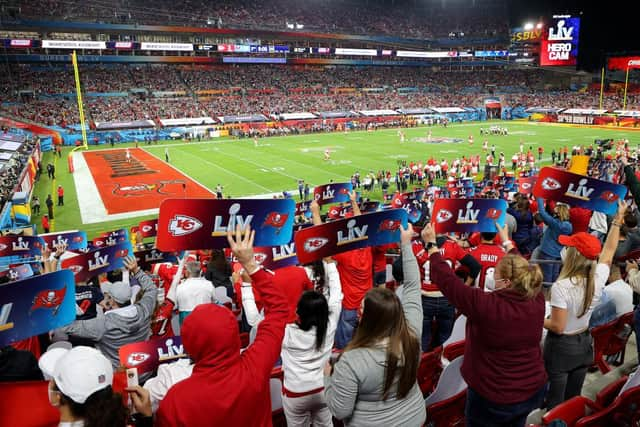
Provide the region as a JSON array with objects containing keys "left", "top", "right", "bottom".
[
  {"left": 594, "top": 375, "right": 628, "bottom": 407},
  {"left": 417, "top": 346, "right": 443, "bottom": 396},
  {"left": 575, "top": 386, "right": 640, "bottom": 427},
  {"left": 425, "top": 356, "right": 467, "bottom": 411},
  {"left": 442, "top": 340, "right": 465, "bottom": 363},
  {"left": 541, "top": 396, "right": 601, "bottom": 427},
  {"left": 590, "top": 311, "right": 634, "bottom": 374},
  {"left": 0, "top": 380, "right": 59, "bottom": 427},
  {"left": 425, "top": 389, "right": 467, "bottom": 427},
  {"left": 442, "top": 315, "right": 466, "bottom": 348},
  {"left": 270, "top": 367, "right": 286, "bottom": 427}
]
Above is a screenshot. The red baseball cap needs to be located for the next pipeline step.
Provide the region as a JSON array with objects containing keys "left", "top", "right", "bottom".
[{"left": 558, "top": 232, "right": 601, "bottom": 260}]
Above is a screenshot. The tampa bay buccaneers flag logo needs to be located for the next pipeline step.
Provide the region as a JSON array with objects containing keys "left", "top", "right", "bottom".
[
  {"left": 31, "top": 287, "right": 66, "bottom": 315},
  {"left": 262, "top": 212, "right": 289, "bottom": 234},
  {"left": 378, "top": 219, "right": 402, "bottom": 232}
]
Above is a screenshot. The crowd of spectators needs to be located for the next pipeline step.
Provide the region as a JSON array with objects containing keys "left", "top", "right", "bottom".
[
  {"left": 5, "top": 64, "right": 636, "bottom": 126},
  {"left": 0, "top": 134, "right": 38, "bottom": 213},
  {"left": 5, "top": 0, "right": 510, "bottom": 39}
]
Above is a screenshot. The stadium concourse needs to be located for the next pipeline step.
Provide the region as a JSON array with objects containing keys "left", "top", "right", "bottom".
[{"left": 3, "top": 0, "right": 640, "bottom": 426}]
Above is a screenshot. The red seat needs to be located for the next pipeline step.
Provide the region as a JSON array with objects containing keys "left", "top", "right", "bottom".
[
  {"left": 594, "top": 375, "right": 628, "bottom": 408},
  {"left": 425, "top": 389, "right": 467, "bottom": 427},
  {"left": 417, "top": 346, "right": 443, "bottom": 396},
  {"left": 0, "top": 381, "right": 59, "bottom": 427},
  {"left": 575, "top": 386, "right": 640, "bottom": 427},
  {"left": 591, "top": 312, "right": 634, "bottom": 374},
  {"left": 541, "top": 396, "right": 601, "bottom": 427},
  {"left": 442, "top": 340, "right": 465, "bottom": 362}
]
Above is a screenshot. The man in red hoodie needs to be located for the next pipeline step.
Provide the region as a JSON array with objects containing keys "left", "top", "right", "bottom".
[{"left": 156, "top": 225, "right": 288, "bottom": 427}]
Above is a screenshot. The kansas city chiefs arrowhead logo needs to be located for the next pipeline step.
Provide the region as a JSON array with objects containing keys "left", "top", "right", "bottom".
[
  {"left": 169, "top": 215, "right": 203, "bottom": 236},
  {"left": 541, "top": 177, "right": 561, "bottom": 191},
  {"left": 142, "top": 225, "right": 152, "bottom": 233},
  {"left": 0, "top": 243, "right": 6, "bottom": 251},
  {"left": 127, "top": 352, "right": 151, "bottom": 366},
  {"left": 436, "top": 209, "right": 453, "bottom": 223},
  {"left": 304, "top": 237, "right": 329, "bottom": 252},
  {"left": 521, "top": 182, "right": 531, "bottom": 190},
  {"left": 68, "top": 265, "right": 84, "bottom": 274},
  {"left": 254, "top": 253, "right": 267, "bottom": 264}
]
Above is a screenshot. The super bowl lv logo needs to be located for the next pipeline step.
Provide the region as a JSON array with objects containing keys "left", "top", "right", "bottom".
[
  {"left": 212, "top": 203, "right": 254, "bottom": 236},
  {"left": 12, "top": 237, "right": 30, "bottom": 251},
  {"left": 457, "top": 202, "right": 480, "bottom": 224},
  {"left": 158, "top": 337, "right": 184, "bottom": 361},
  {"left": 565, "top": 178, "right": 594, "bottom": 201},
  {"left": 88, "top": 251, "right": 110, "bottom": 271},
  {"left": 31, "top": 287, "right": 66, "bottom": 315},
  {"left": 272, "top": 243, "right": 296, "bottom": 261},
  {"left": 337, "top": 219, "right": 368, "bottom": 246}
]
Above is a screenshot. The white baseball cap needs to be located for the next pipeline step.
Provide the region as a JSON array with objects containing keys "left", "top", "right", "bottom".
[
  {"left": 100, "top": 280, "right": 132, "bottom": 305},
  {"left": 38, "top": 346, "right": 113, "bottom": 404}
]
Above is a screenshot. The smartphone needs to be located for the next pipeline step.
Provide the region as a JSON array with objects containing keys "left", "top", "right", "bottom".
[{"left": 126, "top": 367, "right": 139, "bottom": 413}]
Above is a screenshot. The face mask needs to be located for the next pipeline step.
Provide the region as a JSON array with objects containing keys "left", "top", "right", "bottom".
[{"left": 560, "top": 247, "right": 568, "bottom": 262}]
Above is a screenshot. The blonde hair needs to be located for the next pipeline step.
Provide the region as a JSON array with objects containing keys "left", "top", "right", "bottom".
[
  {"left": 557, "top": 246, "right": 596, "bottom": 317},
  {"left": 555, "top": 204, "right": 570, "bottom": 222},
  {"left": 496, "top": 254, "right": 543, "bottom": 299}
]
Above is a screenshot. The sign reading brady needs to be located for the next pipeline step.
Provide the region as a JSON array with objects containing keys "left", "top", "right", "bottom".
[
  {"left": 532, "top": 167, "right": 627, "bottom": 215},
  {"left": 119, "top": 335, "right": 186, "bottom": 375},
  {"left": 313, "top": 182, "right": 353, "bottom": 206},
  {"left": 61, "top": 241, "right": 134, "bottom": 283},
  {"left": 295, "top": 209, "right": 408, "bottom": 264},
  {"left": 157, "top": 198, "right": 295, "bottom": 251},
  {"left": 0, "top": 269, "right": 76, "bottom": 346},
  {"left": 40, "top": 231, "right": 88, "bottom": 251},
  {"left": 0, "top": 235, "right": 44, "bottom": 258},
  {"left": 432, "top": 198, "right": 507, "bottom": 233}
]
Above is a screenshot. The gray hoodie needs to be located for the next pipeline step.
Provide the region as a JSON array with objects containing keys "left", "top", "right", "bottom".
[
  {"left": 61, "top": 270, "right": 157, "bottom": 369},
  {"left": 324, "top": 243, "right": 426, "bottom": 427}
]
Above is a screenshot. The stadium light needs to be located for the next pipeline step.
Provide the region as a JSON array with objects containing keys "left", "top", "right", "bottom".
[
  {"left": 536, "top": 22, "right": 543, "bottom": 29},
  {"left": 296, "top": 23, "right": 304, "bottom": 29},
  {"left": 523, "top": 22, "right": 534, "bottom": 30}
]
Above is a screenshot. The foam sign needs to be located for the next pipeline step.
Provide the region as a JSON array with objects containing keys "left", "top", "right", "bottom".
[
  {"left": 295, "top": 201, "right": 312, "bottom": 218},
  {"left": 157, "top": 198, "right": 295, "bottom": 251},
  {"left": 313, "top": 183, "right": 353, "bottom": 206},
  {"left": 138, "top": 219, "right": 158, "bottom": 238},
  {"left": 327, "top": 204, "right": 352, "bottom": 220},
  {"left": 360, "top": 201, "right": 381, "bottom": 213},
  {"left": 0, "top": 235, "right": 44, "bottom": 258},
  {"left": 532, "top": 167, "right": 627, "bottom": 214},
  {"left": 119, "top": 336, "right": 186, "bottom": 375},
  {"left": 134, "top": 248, "right": 179, "bottom": 271},
  {"left": 8, "top": 264, "right": 34, "bottom": 281},
  {"left": 517, "top": 176, "right": 537, "bottom": 194},
  {"left": 432, "top": 199, "right": 507, "bottom": 233},
  {"left": 61, "top": 241, "right": 134, "bottom": 283},
  {"left": 0, "top": 269, "right": 76, "bottom": 346},
  {"left": 40, "top": 231, "right": 88, "bottom": 251},
  {"left": 295, "top": 209, "right": 408, "bottom": 264},
  {"left": 391, "top": 191, "right": 424, "bottom": 224}
]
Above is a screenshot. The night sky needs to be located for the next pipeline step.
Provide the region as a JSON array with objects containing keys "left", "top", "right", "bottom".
[{"left": 506, "top": 0, "right": 638, "bottom": 71}]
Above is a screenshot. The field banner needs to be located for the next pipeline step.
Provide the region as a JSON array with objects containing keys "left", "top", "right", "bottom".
[
  {"left": 295, "top": 210, "right": 407, "bottom": 264},
  {"left": 40, "top": 231, "right": 88, "bottom": 251},
  {"left": 0, "top": 270, "right": 76, "bottom": 346},
  {"left": 119, "top": 335, "right": 186, "bottom": 374},
  {"left": 138, "top": 219, "right": 158, "bottom": 238},
  {"left": 134, "top": 248, "right": 179, "bottom": 271},
  {"left": 61, "top": 241, "right": 134, "bottom": 283},
  {"left": 0, "top": 235, "right": 45, "bottom": 258},
  {"left": 313, "top": 183, "right": 353, "bottom": 206},
  {"left": 432, "top": 199, "right": 507, "bottom": 233},
  {"left": 517, "top": 176, "right": 537, "bottom": 194},
  {"left": 157, "top": 198, "right": 295, "bottom": 251},
  {"left": 532, "top": 167, "right": 627, "bottom": 215},
  {"left": 391, "top": 190, "right": 424, "bottom": 223}
]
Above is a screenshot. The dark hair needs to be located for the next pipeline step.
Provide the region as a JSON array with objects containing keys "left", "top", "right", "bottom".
[
  {"left": 345, "top": 287, "right": 420, "bottom": 400},
  {"left": 106, "top": 270, "right": 123, "bottom": 283},
  {"left": 480, "top": 232, "right": 497, "bottom": 241},
  {"left": 624, "top": 212, "right": 638, "bottom": 229},
  {"left": 59, "top": 385, "right": 128, "bottom": 427},
  {"left": 296, "top": 291, "right": 329, "bottom": 351}
]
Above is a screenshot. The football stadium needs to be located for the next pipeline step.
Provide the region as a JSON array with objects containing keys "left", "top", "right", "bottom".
[{"left": 1, "top": 0, "right": 640, "bottom": 425}]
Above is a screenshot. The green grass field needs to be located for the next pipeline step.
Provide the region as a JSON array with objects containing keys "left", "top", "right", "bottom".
[{"left": 32, "top": 120, "right": 639, "bottom": 239}]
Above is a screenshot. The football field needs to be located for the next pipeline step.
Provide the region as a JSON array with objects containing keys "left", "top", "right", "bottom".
[{"left": 33, "top": 120, "right": 640, "bottom": 238}]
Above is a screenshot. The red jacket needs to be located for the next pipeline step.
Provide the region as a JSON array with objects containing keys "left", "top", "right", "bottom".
[
  {"left": 333, "top": 248, "right": 373, "bottom": 310},
  {"left": 429, "top": 252, "right": 547, "bottom": 404},
  {"left": 41, "top": 216, "right": 49, "bottom": 230},
  {"left": 157, "top": 269, "right": 288, "bottom": 427}
]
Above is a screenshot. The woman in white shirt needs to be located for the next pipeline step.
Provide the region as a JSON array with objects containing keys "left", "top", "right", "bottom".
[
  {"left": 543, "top": 201, "right": 625, "bottom": 409},
  {"left": 280, "top": 259, "right": 343, "bottom": 427}
]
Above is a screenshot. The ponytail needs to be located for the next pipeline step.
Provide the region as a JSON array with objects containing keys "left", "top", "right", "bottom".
[{"left": 578, "top": 262, "right": 596, "bottom": 318}]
